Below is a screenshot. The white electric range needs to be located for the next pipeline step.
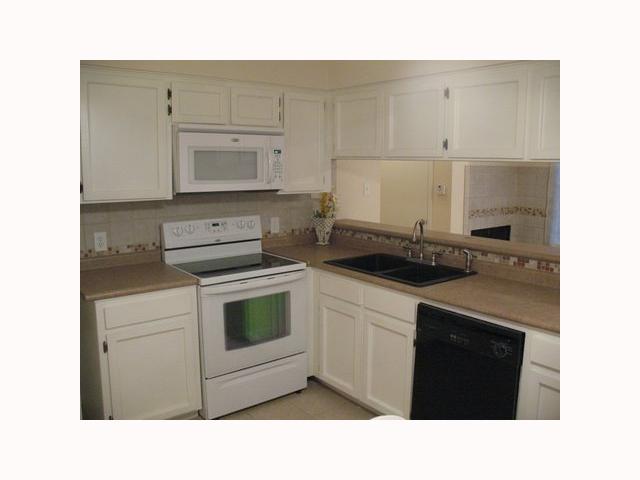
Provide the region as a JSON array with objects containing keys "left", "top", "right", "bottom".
[{"left": 162, "top": 215, "right": 308, "bottom": 419}]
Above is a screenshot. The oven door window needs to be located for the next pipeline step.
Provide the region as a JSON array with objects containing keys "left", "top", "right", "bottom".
[
  {"left": 190, "top": 147, "right": 263, "bottom": 183},
  {"left": 223, "top": 292, "right": 291, "bottom": 350}
]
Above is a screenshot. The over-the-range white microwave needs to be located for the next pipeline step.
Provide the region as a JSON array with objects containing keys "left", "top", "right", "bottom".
[{"left": 174, "top": 130, "right": 284, "bottom": 193}]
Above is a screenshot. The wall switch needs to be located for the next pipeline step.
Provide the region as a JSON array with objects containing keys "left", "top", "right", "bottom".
[
  {"left": 270, "top": 217, "right": 280, "bottom": 234},
  {"left": 94, "top": 231, "right": 108, "bottom": 252},
  {"left": 436, "top": 184, "right": 447, "bottom": 196},
  {"left": 363, "top": 182, "right": 371, "bottom": 197}
]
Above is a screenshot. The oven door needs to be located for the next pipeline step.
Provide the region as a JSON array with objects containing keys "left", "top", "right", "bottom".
[
  {"left": 199, "top": 270, "right": 306, "bottom": 378},
  {"left": 176, "top": 132, "right": 272, "bottom": 192}
]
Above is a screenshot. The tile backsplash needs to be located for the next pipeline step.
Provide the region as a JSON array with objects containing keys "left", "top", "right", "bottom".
[
  {"left": 81, "top": 192, "right": 316, "bottom": 257},
  {"left": 464, "top": 165, "right": 551, "bottom": 244}
]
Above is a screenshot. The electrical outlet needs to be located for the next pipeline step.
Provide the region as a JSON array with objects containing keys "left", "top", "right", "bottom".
[
  {"left": 94, "top": 231, "right": 107, "bottom": 252},
  {"left": 270, "top": 217, "right": 280, "bottom": 234},
  {"left": 436, "top": 184, "right": 447, "bottom": 196},
  {"left": 363, "top": 182, "right": 371, "bottom": 197}
]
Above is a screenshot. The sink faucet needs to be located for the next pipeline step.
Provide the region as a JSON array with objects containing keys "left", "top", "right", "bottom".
[{"left": 412, "top": 218, "right": 427, "bottom": 260}]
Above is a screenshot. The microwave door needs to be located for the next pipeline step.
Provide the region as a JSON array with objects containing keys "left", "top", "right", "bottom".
[{"left": 177, "top": 132, "right": 273, "bottom": 192}]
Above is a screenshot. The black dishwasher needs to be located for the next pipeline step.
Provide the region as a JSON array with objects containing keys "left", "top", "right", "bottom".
[{"left": 411, "top": 303, "right": 525, "bottom": 420}]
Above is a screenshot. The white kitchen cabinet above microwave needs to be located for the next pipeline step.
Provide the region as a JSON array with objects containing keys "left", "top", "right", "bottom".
[
  {"left": 231, "top": 87, "right": 283, "bottom": 127},
  {"left": 171, "top": 81, "right": 230, "bottom": 125},
  {"left": 80, "top": 68, "right": 172, "bottom": 203}
]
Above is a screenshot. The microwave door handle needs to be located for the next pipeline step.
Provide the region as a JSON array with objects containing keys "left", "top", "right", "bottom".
[
  {"left": 267, "top": 150, "right": 274, "bottom": 185},
  {"left": 201, "top": 271, "right": 305, "bottom": 295}
]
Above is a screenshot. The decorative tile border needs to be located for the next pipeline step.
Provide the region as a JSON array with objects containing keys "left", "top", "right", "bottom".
[
  {"left": 80, "top": 228, "right": 316, "bottom": 259},
  {"left": 469, "top": 206, "right": 546, "bottom": 219},
  {"left": 333, "top": 228, "right": 560, "bottom": 274},
  {"left": 81, "top": 242, "right": 160, "bottom": 258}
]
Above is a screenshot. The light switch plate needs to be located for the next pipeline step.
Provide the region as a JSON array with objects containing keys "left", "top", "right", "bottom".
[
  {"left": 94, "top": 231, "right": 107, "bottom": 252},
  {"left": 270, "top": 217, "right": 280, "bottom": 234}
]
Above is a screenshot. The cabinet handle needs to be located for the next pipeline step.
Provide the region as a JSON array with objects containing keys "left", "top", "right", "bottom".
[
  {"left": 80, "top": 182, "right": 83, "bottom": 194},
  {"left": 443, "top": 138, "right": 448, "bottom": 151}
]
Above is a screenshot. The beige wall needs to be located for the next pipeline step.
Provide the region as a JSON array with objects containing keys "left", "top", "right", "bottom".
[
  {"left": 335, "top": 160, "right": 381, "bottom": 223},
  {"left": 81, "top": 60, "right": 512, "bottom": 91},
  {"left": 81, "top": 60, "right": 331, "bottom": 90},
  {"left": 379, "top": 161, "right": 431, "bottom": 229},
  {"left": 430, "top": 161, "right": 452, "bottom": 232},
  {"left": 326, "top": 60, "right": 509, "bottom": 90}
]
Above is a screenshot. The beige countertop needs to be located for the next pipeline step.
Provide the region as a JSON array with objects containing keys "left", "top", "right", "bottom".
[
  {"left": 266, "top": 244, "right": 560, "bottom": 334},
  {"left": 80, "top": 262, "right": 198, "bottom": 301}
]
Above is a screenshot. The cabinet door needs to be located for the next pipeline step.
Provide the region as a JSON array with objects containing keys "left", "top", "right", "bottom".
[
  {"left": 446, "top": 65, "right": 528, "bottom": 159},
  {"left": 384, "top": 79, "right": 445, "bottom": 157},
  {"left": 80, "top": 69, "right": 172, "bottom": 202},
  {"left": 317, "top": 294, "right": 363, "bottom": 398},
  {"left": 527, "top": 63, "right": 560, "bottom": 159},
  {"left": 230, "top": 87, "right": 282, "bottom": 127},
  {"left": 519, "top": 367, "right": 560, "bottom": 420},
  {"left": 362, "top": 311, "right": 415, "bottom": 417},
  {"left": 282, "top": 93, "right": 329, "bottom": 193},
  {"left": 171, "top": 81, "right": 229, "bottom": 124},
  {"left": 105, "top": 315, "right": 201, "bottom": 419},
  {"left": 334, "top": 89, "right": 383, "bottom": 157}
]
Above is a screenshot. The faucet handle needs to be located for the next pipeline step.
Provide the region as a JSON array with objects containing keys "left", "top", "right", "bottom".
[
  {"left": 405, "top": 247, "right": 413, "bottom": 258},
  {"left": 462, "top": 249, "right": 474, "bottom": 273},
  {"left": 430, "top": 250, "right": 443, "bottom": 266}
]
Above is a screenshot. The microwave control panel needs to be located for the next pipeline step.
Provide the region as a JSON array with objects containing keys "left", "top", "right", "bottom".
[{"left": 272, "top": 149, "right": 284, "bottom": 182}]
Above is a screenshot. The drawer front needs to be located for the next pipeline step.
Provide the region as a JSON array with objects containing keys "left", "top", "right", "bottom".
[
  {"left": 530, "top": 333, "right": 560, "bottom": 371},
  {"left": 319, "top": 273, "right": 363, "bottom": 305},
  {"left": 99, "top": 287, "right": 194, "bottom": 330},
  {"left": 364, "top": 285, "right": 416, "bottom": 324}
]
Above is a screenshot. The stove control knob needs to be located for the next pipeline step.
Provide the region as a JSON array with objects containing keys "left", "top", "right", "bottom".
[
  {"left": 185, "top": 224, "right": 195, "bottom": 234},
  {"left": 173, "top": 226, "right": 183, "bottom": 237},
  {"left": 248, "top": 220, "right": 255, "bottom": 229},
  {"left": 237, "top": 220, "right": 245, "bottom": 229},
  {"left": 492, "top": 342, "right": 510, "bottom": 359}
]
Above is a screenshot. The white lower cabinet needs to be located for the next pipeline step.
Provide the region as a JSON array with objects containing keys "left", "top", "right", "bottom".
[
  {"left": 315, "top": 270, "right": 416, "bottom": 418},
  {"left": 518, "top": 331, "right": 560, "bottom": 419},
  {"left": 317, "top": 294, "right": 363, "bottom": 398},
  {"left": 81, "top": 286, "right": 201, "bottom": 420},
  {"left": 362, "top": 311, "right": 415, "bottom": 417}
]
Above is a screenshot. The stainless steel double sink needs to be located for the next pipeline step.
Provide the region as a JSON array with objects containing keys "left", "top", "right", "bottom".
[{"left": 325, "top": 253, "right": 476, "bottom": 287}]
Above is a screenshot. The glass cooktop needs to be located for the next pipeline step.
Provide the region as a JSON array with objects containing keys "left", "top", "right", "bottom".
[{"left": 174, "top": 253, "right": 300, "bottom": 279}]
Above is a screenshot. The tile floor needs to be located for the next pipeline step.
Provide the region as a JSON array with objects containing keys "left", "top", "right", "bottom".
[{"left": 216, "top": 379, "right": 377, "bottom": 420}]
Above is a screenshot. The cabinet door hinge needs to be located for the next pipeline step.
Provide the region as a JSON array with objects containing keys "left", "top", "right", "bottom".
[
  {"left": 444, "top": 87, "right": 450, "bottom": 99},
  {"left": 103, "top": 340, "right": 108, "bottom": 353},
  {"left": 168, "top": 104, "right": 172, "bottom": 116},
  {"left": 108, "top": 415, "right": 113, "bottom": 420},
  {"left": 443, "top": 138, "right": 449, "bottom": 151},
  {"left": 167, "top": 88, "right": 172, "bottom": 100}
]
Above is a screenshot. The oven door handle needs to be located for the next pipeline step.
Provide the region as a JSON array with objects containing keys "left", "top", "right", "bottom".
[{"left": 201, "top": 270, "right": 305, "bottom": 295}]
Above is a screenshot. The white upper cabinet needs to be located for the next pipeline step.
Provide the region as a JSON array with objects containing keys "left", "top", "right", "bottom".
[
  {"left": 334, "top": 89, "right": 383, "bottom": 157},
  {"left": 171, "top": 81, "right": 229, "bottom": 124},
  {"left": 80, "top": 69, "right": 172, "bottom": 202},
  {"left": 230, "top": 87, "right": 282, "bottom": 127},
  {"left": 526, "top": 62, "right": 560, "bottom": 160},
  {"left": 384, "top": 79, "right": 445, "bottom": 157},
  {"left": 445, "top": 64, "right": 528, "bottom": 159},
  {"left": 282, "top": 92, "right": 329, "bottom": 193}
]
